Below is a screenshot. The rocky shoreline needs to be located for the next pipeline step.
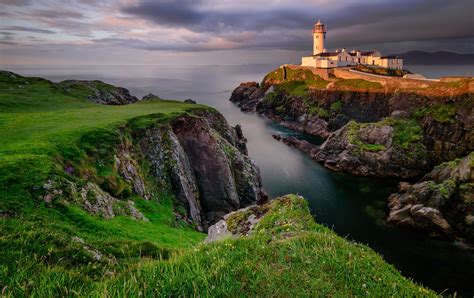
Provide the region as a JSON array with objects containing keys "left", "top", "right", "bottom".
[{"left": 230, "top": 65, "right": 474, "bottom": 244}]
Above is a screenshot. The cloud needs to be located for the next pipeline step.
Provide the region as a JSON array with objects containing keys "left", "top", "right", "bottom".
[
  {"left": 29, "top": 8, "right": 85, "bottom": 20},
  {"left": 1, "top": 0, "right": 473, "bottom": 65},
  {"left": 0, "top": 0, "right": 31, "bottom": 6},
  {"left": 122, "top": 1, "right": 315, "bottom": 33},
  {"left": 123, "top": 0, "right": 202, "bottom": 27},
  {"left": 120, "top": 0, "right": 474, "bottom": 52},
  {"left": 1, "top": 26, "right": 56, "bottom": 34}
]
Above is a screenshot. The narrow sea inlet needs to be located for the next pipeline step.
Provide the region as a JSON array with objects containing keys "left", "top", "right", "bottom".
[{"left": 5, "top": 63, "right": 474, "bottom": 295}]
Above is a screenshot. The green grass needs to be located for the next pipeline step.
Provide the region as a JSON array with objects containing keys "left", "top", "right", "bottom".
[
  {"left": 0, "top": 71, "right": 434, "bottom": 296},
  {"left": 95, "top": 195, "right": 435, "bottom": 297},
  {"left": 0, "top": 71, "right": 208, "bottom": 295},
  {"left": 388, "top": 118, "right": 424, "bottom": 149},
  {"left": 335, "top": 79, "right": 383, "bottom": 90},
  {"left": 260, "top": 68, "right": 330, "bottom": 116},
  {"left": 330, "top": 100, "right": 342, "bottom": 113},
  {"left": 413, "top": 104, "right": 457, "bottom": 123},
  {"left": 308, "top": 106, "right": 330, "bottom": 118},
  {"left": 346, "top": 121, "right": 387, "bottom": 154},
  {"left": 262, "top": 67, "right": 329, "bottom": 91},
  {"left": 2, "top": 195, "right": 434, "bottom": 296},
  {"left": 0, "top": 71, "right": 211, "bottom": 207}
]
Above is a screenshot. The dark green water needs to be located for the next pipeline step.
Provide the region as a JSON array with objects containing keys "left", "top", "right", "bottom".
[{"left": 3, "top": 64, "right": 474, "bottom": 295}]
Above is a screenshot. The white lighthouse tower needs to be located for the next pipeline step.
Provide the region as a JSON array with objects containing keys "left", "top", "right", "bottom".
[{"left": 313, "top": 20, "right": 326, "bottom": 55}]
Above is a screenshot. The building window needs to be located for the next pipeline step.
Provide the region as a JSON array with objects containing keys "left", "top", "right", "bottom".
[{"left": 315, "top": 36, "right": 318, "bottom": 39}]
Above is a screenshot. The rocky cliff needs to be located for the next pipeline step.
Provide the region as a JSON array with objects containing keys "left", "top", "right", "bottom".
[
  {"left": 231, "top": 66, "right": 473, "bottom": 179},
  {"left": 46, "top": 109, "right": 266, "bottom": 232},
  {"left": 387, "top": 153, "right": 473, "bottom": 244},
  {"left": 231, "top": 65, "right": 473, "bottom": 241}
]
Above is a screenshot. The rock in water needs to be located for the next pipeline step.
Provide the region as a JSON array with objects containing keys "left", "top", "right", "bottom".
[
  {"left": 289, "top": 120, "right": 430, "bottom": 179},
  {"left": 387, "top": 153, "right": 474, "bottom": 243},
  {"left": 229, "top": 82, "right": 264, "bottom": 112}
]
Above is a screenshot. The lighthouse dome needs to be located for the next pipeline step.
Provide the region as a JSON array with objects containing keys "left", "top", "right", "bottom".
[{"left": 313, "top": 20, "right": 326, "bottom": 33}]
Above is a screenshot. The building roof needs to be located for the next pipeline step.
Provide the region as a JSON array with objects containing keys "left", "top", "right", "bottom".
[
  {"left": 314, "top": 52, "right": 339, "bottom": 57},
  {"left": 381, "top": 55, "right": 399, "bottom": 59},
  {"left": 349, "top": 51, "right": 375, "bottom": 56}
]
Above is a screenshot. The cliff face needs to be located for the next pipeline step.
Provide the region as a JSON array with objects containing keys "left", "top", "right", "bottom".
[
  {"left": 231, "top": 67, "right": 473, "bottom": 178},
  {"left": 44, "top": 109, "right": 265, "bottom": 232},
  {"left": 230, "top": 66, "right": 473, "bottom": 241}
]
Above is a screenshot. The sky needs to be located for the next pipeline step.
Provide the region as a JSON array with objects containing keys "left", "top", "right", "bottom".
[{"left": 0, "top": 0, "right": 473, "bottom": 65}]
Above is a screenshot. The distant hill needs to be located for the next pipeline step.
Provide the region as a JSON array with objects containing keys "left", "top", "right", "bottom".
[{"left": 393, "top": 51, "right": 474, "bottom": 65}]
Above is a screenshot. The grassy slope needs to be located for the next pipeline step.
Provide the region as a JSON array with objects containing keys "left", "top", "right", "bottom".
[
  {"left": 0, "top": 71, "right": 433, "bottom": 296},
  {"left": 101, "top": 195, "right": 435, "bottom": 297},
  {"left": 0, "top": 72, "right": 207, "bottom": 295}
]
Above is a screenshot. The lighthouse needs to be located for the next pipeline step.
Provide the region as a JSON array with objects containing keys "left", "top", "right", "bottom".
[{"left": 313, "top": 20, "right": 326, "bottom": 55}]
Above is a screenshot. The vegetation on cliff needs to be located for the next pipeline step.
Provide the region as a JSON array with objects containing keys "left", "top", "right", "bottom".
[
  {"left": 235, "top": 66, "right": 472, "bottom": 176},
  {"left": 0, "top": 71, "right": 209, "bottom": 295},
  {"left": 388, "top": 152, "right": 474, "bottom": 242},
  {"left": 1, "top": 71, "right": 433, "bottom": 296},
  {"left": 0, "top": 71, "right": 264, "bottom": 295},
  {"left": 198, "top": 195, "right": 434, "bottom": 297},
  {"left": 353, "top": 64, "right": 410, "bottom": 77},
  {"left": 231, "top": 66, "right": 472, "bottom": 242}
]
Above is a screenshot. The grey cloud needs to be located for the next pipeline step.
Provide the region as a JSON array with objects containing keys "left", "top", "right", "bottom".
[
  {"left": 0, "top": 0, "right": 31, "bottom": 6},
  {"left": 122, "top": 0, "right": 207, "bottom": 27},
  {"left": 121, "top": 0, "right": 474, "bottom": 52},
  {"left": 30, "top": 8, "right": 85, "bottom": 20},
  {"left": 1, "top": 26, "right": 56, "bottom": 34},
  {"left": 122, "top": 1, "right": 315, "bottom": 32}
]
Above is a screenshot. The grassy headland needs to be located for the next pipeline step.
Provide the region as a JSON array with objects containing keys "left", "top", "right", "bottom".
[{"left": 0, "top": 71, "right": 433, "bottom": 296}]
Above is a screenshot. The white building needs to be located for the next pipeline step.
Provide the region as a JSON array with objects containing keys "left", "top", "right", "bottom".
[{"left": 301, "top": 20, "right": 403, "bottom": 70}]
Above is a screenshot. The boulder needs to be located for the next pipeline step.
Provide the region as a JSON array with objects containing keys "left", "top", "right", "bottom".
[
  {"left": 229, "top": 82, "right": 264, "bottom": 112},
  {"left": 142, "top": 93, "right": 160, "bottom": 100},
  {"left": 387, "top": 153, "right": 474, "bottom": 243},
  {"left": 309, "top": 121, "right": 429, "bottom": 178},
  {"left": 184, "top": 99, "right": 197, "bottom": 104}
]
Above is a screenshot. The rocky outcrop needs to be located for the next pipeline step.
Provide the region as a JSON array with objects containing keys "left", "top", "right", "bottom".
[
  {"left": 205, "top": 204, "right": 270, "bottom": 243},
  {"left": 314, "top": 120, "right": 429, "bottom": 178},
  {"left": 229, "top": 82, "right": 264, "bottom": 112},
  {"left": 59, "top": 80, "right": 139, "bottom": 105},
  {"left": 272, "top": 135, "right": 317, "bottom": 156},
  {"left": 142, "top": 93, "right": 160, "bottom": 100},
  {"left": 56, "top": 109, "right": 265, "bottom": 231},
  {"left": 184, "top": 99, "right": 197, "bottom": 104},
  {"left": 387, "top": 153, "right": 474, "bottom": 243},
  {"left": 205, "top": 194, "right": 310, "bottom": 243},
  {"left": 230, "top": 68, "right": 473, "bottom": 179},
  {"left": 170, "top": 113, "right": 266, "bottom": 226},
  {"left": 41, "top": 179, "right": 147, "bottom": 221},
  {"left": 274, "top": 119, "right": 429, "bottom": 179}
]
